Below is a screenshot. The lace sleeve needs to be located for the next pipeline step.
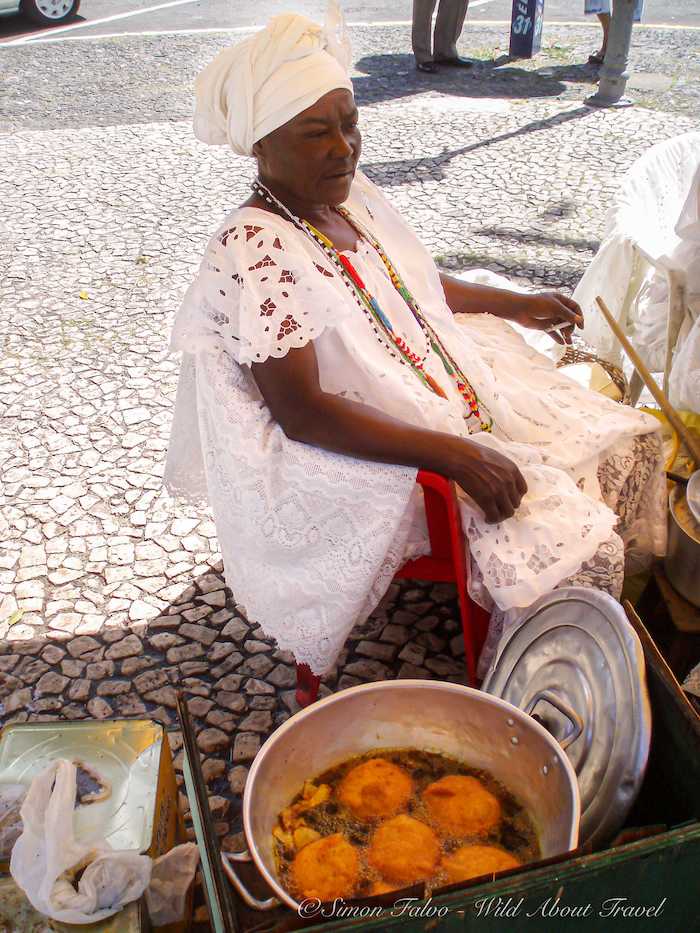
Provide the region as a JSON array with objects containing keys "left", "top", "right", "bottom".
[{"left": 170, "top": 216, "right": 349, "bottom": 365}]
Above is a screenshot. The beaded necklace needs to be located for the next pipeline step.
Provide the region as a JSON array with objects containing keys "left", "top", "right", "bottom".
[{"left": 251, "top": 179, "right": 492, "bottom": 432}]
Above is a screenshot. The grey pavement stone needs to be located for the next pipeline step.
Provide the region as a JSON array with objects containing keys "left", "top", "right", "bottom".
[
  {"left": 228, "top": 766, "right": 249, "bottom": 795},
  {"left": 232, "top": 733, "right": 261, "bottom": 762}
]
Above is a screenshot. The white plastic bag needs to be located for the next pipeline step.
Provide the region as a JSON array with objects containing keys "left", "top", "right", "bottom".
[
  {"left": 145, "top": 842, "right": 200, "bottom": 925},
  {"left": 10, "top": 759, "right": 152, "bottom": 924},
  {"left": 0, "top": 783, "right": 26, "bottom": 860}
]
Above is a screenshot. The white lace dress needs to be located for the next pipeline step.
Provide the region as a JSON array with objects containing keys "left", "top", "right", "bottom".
[{"left": 165, "top": 171, "right": 667, "bottom": 674}]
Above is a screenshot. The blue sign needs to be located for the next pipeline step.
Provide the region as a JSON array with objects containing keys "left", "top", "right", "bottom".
[{"left": 509, "top": 0, "right": 545, "bottom": 58}]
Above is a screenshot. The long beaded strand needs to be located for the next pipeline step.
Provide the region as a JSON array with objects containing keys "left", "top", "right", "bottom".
[
  {"left": 337, "top": 208, "right": 490, "bottom": 427},
  {"left": 251, "top": 180, "right": 492, "bottom": 431}
]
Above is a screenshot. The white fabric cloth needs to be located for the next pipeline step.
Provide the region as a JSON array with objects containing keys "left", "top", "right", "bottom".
[
  {"left": 623, "top": 167, "right": 700, "bottom": 410},
  {"left": 193, "top": 6, "right": 352, "bottom": 155},
  {"left": 662, "top": 166, "right": 700, "bottom": 411},
  {"left": 166, "top": 171, "right": 665, "bottom": 673},
  {"left": 574, "top": 132, "right": 700, "bottom": 394}
]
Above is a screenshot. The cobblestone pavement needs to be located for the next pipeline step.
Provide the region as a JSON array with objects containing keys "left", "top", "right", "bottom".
[{"left": 0, "top": 19, "right": 698, "bottom": 919}]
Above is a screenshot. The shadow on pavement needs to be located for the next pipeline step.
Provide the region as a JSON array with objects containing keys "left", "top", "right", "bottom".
[
  {"left": 364, "top": 105, "right": 596, "bottom": 186},
  {"left": 434, "top": 251, "right": 586, "bottom": 287},
  {"left": 530, "top": 61, "right": 602, "bottom": 85},
  {"left": 478, "top": 225, "right": 601, "bottom": 254},
  {"left": 353, "top": 52, "right": 573, "bottom": 105}
]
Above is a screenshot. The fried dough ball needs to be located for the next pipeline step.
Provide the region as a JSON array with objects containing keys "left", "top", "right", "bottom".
[
  {"left": 442, "top": 844, "right": 521, "bottom": 884},
  {"left": 338, "top": 758, "right": 413, "bottom": 822},
  {"left": 368, "top": 815, "right": 440, "bottom": 884},
  {"left": 290, "top": 833, "right": 360, "bottom": 901},
  {"left": 423, "top": 775, "right": 501, "bottom": 837},
  {"left": 369, "top": 880, "right": 400, "bottom": 896}
]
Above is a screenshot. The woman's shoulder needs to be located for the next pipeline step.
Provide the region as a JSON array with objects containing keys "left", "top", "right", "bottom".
[{"left": 208, "top": 205, "right": 301, "bottom": 255}]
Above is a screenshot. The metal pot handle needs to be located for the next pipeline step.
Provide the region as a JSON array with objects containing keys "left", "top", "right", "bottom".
[
  {"left": 525, "top": 689, "right": 583, "bottom": 750},
  {"left": 220, "top": 850, "right": 280, "bottom": 911}
]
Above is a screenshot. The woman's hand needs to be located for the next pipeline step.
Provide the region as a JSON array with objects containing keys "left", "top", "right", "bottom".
[
  {"left": 508, "top": 292, "right": 584, "bottom": 345},
  {"left": 445, "top": 438, "right": 528, "bottom": 524}
]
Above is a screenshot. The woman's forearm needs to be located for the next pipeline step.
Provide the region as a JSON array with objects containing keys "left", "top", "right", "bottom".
[
  {"left": 283, "top": 389, "right": 462, "bottom": 476},
  {"left": 439, "top": 272, "right": 519, "bottom": 318},
  {"left": 282, "top": 390, "right": 527, "bottom": 523}
]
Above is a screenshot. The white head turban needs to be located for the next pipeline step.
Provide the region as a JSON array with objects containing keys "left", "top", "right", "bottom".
[{"left": 193, "top": 4, "right": 354, "bottom": 157}]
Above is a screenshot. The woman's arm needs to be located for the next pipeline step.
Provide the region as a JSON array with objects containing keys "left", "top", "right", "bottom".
[
  {"left": 439, "top": 272, "right": 584, "bottom": 345},
  {"left": 251, "top": 343, "right": 527, "bottom": 524}
]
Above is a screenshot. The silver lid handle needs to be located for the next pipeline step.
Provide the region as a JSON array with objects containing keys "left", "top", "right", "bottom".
[{"left": 525, "top": 689, "right": 584, "bottom": 750}]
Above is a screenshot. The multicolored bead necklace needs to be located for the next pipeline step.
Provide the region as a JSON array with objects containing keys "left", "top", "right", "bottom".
[{"left": 251, "top": 179, "right": 492, "bottom": 432}]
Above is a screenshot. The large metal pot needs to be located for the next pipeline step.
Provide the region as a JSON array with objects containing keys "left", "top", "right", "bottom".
[
  {"left": 665, "top": 486, "right": 700, "bottom": 608},
  {"left": 223, "top": 680, "right": 580, "bottom": 911}
]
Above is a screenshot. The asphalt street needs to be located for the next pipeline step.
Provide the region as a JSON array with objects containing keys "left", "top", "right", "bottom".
[{"left": 1, "top": 0, "right": 699, "bottom": 45}]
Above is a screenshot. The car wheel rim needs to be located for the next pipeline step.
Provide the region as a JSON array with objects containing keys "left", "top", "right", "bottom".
[{"left": 36, "top": 0, "right": 74, "bottom": 19}]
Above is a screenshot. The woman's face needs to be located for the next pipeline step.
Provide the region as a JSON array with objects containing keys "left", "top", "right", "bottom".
[{"left": 254, "top": 89, "right": 361, "bottom": 206}]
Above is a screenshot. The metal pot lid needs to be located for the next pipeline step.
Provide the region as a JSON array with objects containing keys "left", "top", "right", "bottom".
[{"left": 482, "top": 586, "right": 651, "bottom": 848}]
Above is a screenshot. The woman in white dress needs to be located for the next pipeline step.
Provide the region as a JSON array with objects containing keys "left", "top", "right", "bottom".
[{"left": 165, "top": 10, "right": 666, "bottom": 678}]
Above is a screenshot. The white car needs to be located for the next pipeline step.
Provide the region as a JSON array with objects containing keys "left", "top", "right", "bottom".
[{"left": 0, "top": 0, "right": 80, "bottom": 26}]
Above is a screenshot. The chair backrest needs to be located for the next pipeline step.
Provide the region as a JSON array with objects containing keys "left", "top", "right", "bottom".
[{"left": 607, "top": 132, "right": 700, "bottom": 261}]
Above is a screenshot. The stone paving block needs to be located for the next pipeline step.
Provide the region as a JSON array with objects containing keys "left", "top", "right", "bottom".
[
  {"left": 232, "top": 733, "right": 261, "bottom": 762},
  {"left": 239, "top": 655, "right": 275, "bottom": 678},
  {"left": 87, "top": 697, "right": 113, "bottom": 719},
  {"left": 238, "top": 710, "right": 273, "bottom": 733},
  {"left": 228, "top": 766, "right": 248, "bottom": 795},
  {"left": 105, "top": 634, "right": 143, "bottom": 659},
  {"left": 97, "top": 679, "right": 131, "bottom": 697},
  {"left": 221, "top": 617, "right": 248, "bottom": 641},
  {"left": 398, "top": 641, "right": 427, "bottom": 666},
  {"left": 166, "top": 643, "right": 204, "bottom": 664},
  {"left": 178, "top": 622, "right": 217, "bottom": 645},
  {"left": 380, "top": 623, "right": 411, "bottom": 645},
  {"left": 197, "top": 728, "right": 229, "bottom": 754},
  {"left": 343, "top": 660, "right": 390, "bottom": 681},
  {"left": 121, "top": 657, "right": 152, "bottom": 675},
  {"left": 216, "top": 692, "right": 246, "bottom": 713},
  {"left": 61, "top": 659, "right": 85, "bottom": 677},
  {"left": 134, "top": 669, "right": 168, "bottom": 694},
  {"left": 145, "top": 687, "right": 178, "bottom": 708},
  {"left": 35, "top": 672, "right": 68, "bottom": 695},
  {"left": 356, "top": 640, "right": 397, "bottom": 662}
]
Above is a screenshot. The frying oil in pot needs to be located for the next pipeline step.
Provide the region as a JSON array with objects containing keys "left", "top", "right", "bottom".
[{"left": 273, "top": 748, "right": 539, "bottom": 902}]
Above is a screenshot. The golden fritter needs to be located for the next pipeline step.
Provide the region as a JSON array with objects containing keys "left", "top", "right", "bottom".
[
  {"left": 290, "top": 833, "right": 360, "bottom": 901},
  {"left": 423, "top": 775, "right": 501, "bottom": 837},
  {"left": 369, "top": 880, "right": 400, "bottom": 897},
  {"left": 337, "top": 758, "right": 413, "bottom": 822},
  {"left": 368, "top": 815, "right": 440, "bottom": 884},
  {"left": 441, "top": 844, "right": 521, "bottom": 884}
]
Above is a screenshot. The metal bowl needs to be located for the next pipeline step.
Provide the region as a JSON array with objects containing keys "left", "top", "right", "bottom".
[
  {"left": 666, "top": 486, "right": 700, "bottom": 608},
  {"left": 223, "top": 679, "right": 580, "bottom": 911}
]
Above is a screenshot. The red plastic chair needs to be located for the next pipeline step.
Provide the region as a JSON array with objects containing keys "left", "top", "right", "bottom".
[{"left": 295, "top": 471, "right": 490, "bottom": 706}]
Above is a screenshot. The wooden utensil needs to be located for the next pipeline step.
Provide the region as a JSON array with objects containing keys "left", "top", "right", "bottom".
[{"left": 595, "top": 295, "right": 700, "bottom": 466}]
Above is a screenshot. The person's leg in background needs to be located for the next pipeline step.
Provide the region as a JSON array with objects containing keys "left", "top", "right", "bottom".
[
  {"left": 584, "top": 0, "right": 612, "bottom": 63},
  {"left": 433, "top": 0, "right": 472, "bottom": 67},
  {"left": 596, "top": 11, "right": 611, "bottom": 60},
  {"left": 412, "top": 0, "right": 440, "bottom": 72},
  {"left": 586, "top": 0, "right": 645, "bottom": 65}
]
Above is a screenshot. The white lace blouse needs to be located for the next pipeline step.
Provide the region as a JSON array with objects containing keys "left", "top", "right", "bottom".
[{"left": 165, "top": 171, "right": 664, "bottom": 674}]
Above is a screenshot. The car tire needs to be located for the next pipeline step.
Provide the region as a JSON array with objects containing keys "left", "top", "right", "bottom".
[{"left": 21, "top": 0, "right": 81, "bottom": 26}]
